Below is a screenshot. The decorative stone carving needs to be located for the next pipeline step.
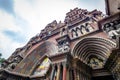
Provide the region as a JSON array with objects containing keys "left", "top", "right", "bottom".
[
  {"left": 89, "top": 57, "right": 103, "bottom": 69},
  {"left": 64, "top": 8, "right": 103, "bottom": 26},
  {"left": 64, "top": 8, "right": 89, "bottom": 24},
  {"left": 6, "top": 62, "right": 17, "bottom": 71},
  {"left": 0, "top": 60, "right": 9, "bottom": 68},
  {"left": 6, "top": 56, "right": 23, "bottom": 71},
  {"left": 70, "top": 22, "right": 94, "bottom": 38},
  {"left": 39, "top": 20, "right": 65, "bottom": 39},
  {"left": 58, "top": 41, "right": 70, "bottom": 53},
  {"left": 103, "top": 19, "right": 120, "bottom": 39},
  {"left": 63, "top": 42, "right": 70, "bottom": 51}
]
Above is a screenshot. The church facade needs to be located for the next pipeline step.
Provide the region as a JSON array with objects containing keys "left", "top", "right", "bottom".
[{"left": 0, "top": 0, "right": 120, "bottom": 80}]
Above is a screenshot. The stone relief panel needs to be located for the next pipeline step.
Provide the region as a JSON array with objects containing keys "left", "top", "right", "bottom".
[
  {"left": 103, "top": 19, "right": 120, "bottom": 39},
  {"left": 69, "top": 21, "right": 97, "bottom": 39},
  {"left": 87, "top": 55, "right": 104, "bottom": 69},
  {"left": 89, "top": 57, "right": 104, "bottom": 69},
  {"left": 58, "top": 41, "right": 70, "bottom": 53}
]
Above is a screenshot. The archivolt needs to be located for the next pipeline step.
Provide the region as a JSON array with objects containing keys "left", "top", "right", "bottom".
[
  {"left": 37, "top": 41, "right": 58, "bottom": 56},
  {"left": 72, "top": 37, "right": 116, "bottom": 63}
]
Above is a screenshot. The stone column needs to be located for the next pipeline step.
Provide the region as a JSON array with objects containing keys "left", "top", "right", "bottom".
[
  {"left": 56, "top": 64, "right": 60, "bottom": 80},
  {"left": 50, "top": 65, "right": 56, "bottom": 80},
  {"left": 73, "top": 69, "right": 77, "bottom": 80},
  {"left": 60, "top": 64, "right": 63, "bottom": 80},
  {"left": 77, "top": 70, "right": 80, "bottom": 80},
  {"left": 62, "top": 63, "right": 67, "bottom": 80},
  {"left": 69, "top": 69, "right": 75, "bottom": 80},
  {"left": 66, "top": 68, "right": 70, "bottom": 80}
]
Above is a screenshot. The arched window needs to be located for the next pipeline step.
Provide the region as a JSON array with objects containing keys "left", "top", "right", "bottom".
[
  {"left": 61, "top": 28, "right": 66, "bottom": 36},
  {"left": 80, "top": 25, "right": 85, "bottom": 34},
  {"left": 76, "top": 27, "right": 81, "bottom": 34},
  {"left": 85, "top": 23, "right": 90, "bottom": 32},
  {"left": 71, "top": 29, "right": 78, "bottom": 38}
]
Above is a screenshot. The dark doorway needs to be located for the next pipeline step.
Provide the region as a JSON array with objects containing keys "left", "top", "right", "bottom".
[{"left": 92, "top": 75, "right": 114, "bottom": 80}]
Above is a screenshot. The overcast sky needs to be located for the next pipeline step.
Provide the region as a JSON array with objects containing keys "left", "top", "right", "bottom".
[{"left": 0, "top": 0, "right": 105, "bottom": 59}]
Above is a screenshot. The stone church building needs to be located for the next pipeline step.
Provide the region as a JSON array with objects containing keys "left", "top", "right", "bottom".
[{"left": 0, "top": 0, "right": 120, "bottom": 80}]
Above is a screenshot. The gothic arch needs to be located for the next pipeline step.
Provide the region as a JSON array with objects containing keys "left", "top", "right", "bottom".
[
  {"left": 72, "top": 37, "right": 116, "bottom": 65},
  {"left": 61, "top": 28, "right": 66, "bottom": 36},
  {"left": 13, "top": 41, "right": 57, "bottom": 75},
  {"left": 29, "top": 41, "right": 57, "bottom": 75},
  {"left": 39, "top": 41, "right": 58, "bottom": 56},
  {"left": 71, "top": 29, "right": 78, "bottom": 37},
  {"left": 76, "top": 27, "right": 83, "bottom": 35}
]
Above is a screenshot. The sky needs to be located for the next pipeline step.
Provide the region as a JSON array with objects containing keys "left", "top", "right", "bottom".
[{"left": 0, "top": 0, "right": 105, "bottom": 59}]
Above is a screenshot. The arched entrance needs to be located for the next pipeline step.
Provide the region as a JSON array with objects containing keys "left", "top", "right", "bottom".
[{"left": 72, "top": 37, "right": 116, "bottom": 80}]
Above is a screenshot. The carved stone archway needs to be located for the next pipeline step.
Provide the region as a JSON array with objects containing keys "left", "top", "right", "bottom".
[
  {"left": 72, "top": 37, "right": 117, "bottom": 79},
  {"left": 72, "top": 37, "right": 116, "bottom": 64}
]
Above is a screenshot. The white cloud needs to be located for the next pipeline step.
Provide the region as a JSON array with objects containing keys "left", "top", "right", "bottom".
[
  {"left": 14, "top": 0, "right": 79, "bottom": 36},
  {"left": 0, "top": 32, "right": 24, "bottom": 58},
  {"left": 0, "top": 0, "right": 80, "bottom": 59},
  {"left": 0, "top": 0, "right": 105, "bottom": 59},
  {"left": 0, "top": 10, "right": 25, "bottom": 58},
  {"left": 0, "top": 10, "right": 21, "bottom": 32}
]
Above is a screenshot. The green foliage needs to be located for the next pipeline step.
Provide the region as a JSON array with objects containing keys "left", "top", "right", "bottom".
[
  {"left": 0, "top": 58, "right": 5, "bottom": 64},
  {"left": 0, "top": 53, "right": 5, "bottom": 64}
]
